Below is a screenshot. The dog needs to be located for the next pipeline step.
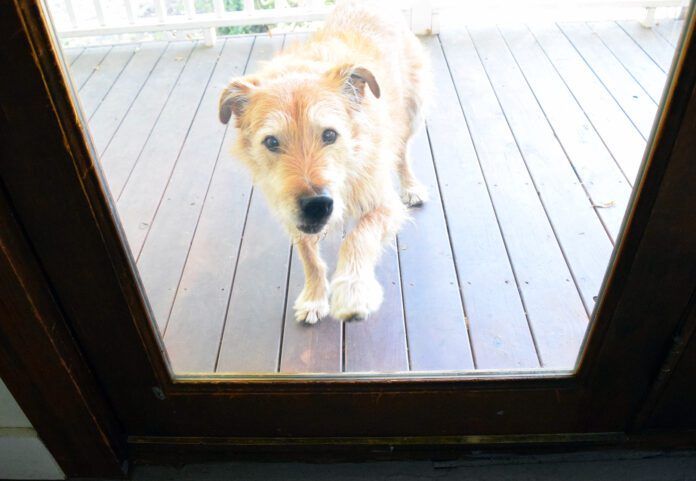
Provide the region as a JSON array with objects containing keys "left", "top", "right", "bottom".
[{"left": 218, "top": 0, "right": 430, "bottom": 324}]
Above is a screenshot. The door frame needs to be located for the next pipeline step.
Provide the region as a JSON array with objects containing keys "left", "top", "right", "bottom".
[{"left": 1, "top": 0, "right": 695, "bottom": 476}]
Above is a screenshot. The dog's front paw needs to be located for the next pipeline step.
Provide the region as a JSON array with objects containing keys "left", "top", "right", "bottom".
[
  {"left": 294, "top": 290, "right": 330, "bottom": 325},
  {"left": 330, "top": 274, "right": 383, "bottom": 322},
  {"left": 400, "top": 181, "right": 429, "bottom": 207}
]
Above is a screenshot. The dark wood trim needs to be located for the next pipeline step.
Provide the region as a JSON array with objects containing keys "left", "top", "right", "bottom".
[
  {"left": 642, "top": 288, "right": 696, "bottom": 430},
  {"left": 0, "top": 0, "right": 173, "bottom": 435},
  {"left": 0, "top": 189, "right": 126, "bottom": 477},
  {"left": 128, "top": 431, "right": 696, "bottom": 465},
  {"left": 576, "top": 7, "right": 696, "bottom": 431}
]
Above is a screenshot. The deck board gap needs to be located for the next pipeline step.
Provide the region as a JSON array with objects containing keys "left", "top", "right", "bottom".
[
  {"left": 423, "top": 124, "right": 478, "bottom": 369},
  {"left": 469, "top": 25, "right": 598, "bottom": 319},
  {"left": 526, "top": 25, "right": 635, "bottom": 186},
  {"left": 497, "top": 26, "right": 616, "bottom": 246},
  {"left": 75, "top": 46, "right": 112, "bottom": 91},
  {"left": 394, "top": 236, "right": 413, "bottom": 371},
  {"left": 96, "top": 42, "right": 170, "bottom": 159},
  {"left": 213, "top": 187, "right": 257, "bottom": 373},
  {"left": 555, "top": 23, "right": 648, "bottom": 142},
  {"left": 583, "top": 22, "right": 660, "bottom": 108},
  {"left": 616, "top": 21, "right": 670, "bottom": 73},
  {"left": 163, "top": 37, "right": 258, "bottom": 337},
  {"left": 439, "top": 33, "right": 552, "bottom": 367},
  {"left": 133, "top": 39, "right": 230, "bottom": 262},
  {"left": 114, "top": 42, "right": 199, "bottom": 200},
  {"left": 86, "top": 46, "right": 138, "bottom": 122},
  {"left": 275, "top": 244, "right": 294, "bottom": 373}
]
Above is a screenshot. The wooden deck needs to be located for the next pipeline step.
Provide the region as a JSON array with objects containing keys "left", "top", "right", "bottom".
[{"left": 64, "top": 19, "right": 682, "bottom": 375}]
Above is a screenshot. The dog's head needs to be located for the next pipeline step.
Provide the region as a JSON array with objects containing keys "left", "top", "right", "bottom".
[{"left": 219, "top": 63, "right": 380, "bottom": 237}]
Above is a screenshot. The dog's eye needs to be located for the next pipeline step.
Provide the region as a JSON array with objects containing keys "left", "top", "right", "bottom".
[
  {"left": 322, "top": 129, "right": 338, "bottom": 145},
  {"left": 263, "top": 135, "right": 280, "bottom": 152}
]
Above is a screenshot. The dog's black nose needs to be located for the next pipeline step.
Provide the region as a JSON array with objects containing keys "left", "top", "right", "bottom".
[{"left": 299, "top": 194, "right": 333, "bottom": 223}]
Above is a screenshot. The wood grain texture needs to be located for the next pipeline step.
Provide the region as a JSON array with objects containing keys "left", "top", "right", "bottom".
[
  {"left": 117, "top": 41, "right": 223, "bottom": 255},
  {"left": 0, "top": 193, "right": 125, "bottom": 477},
  {"left": 441, "top": 29, "right": 589, "bottom": 368},
  {"left": 215, "top": 188, "right": 292, "bottom": 373},
  {"left": 588, "top": 21, "right": 668, "bottom": 104},
  {"left": 530, "top": 23, "right": 646, "bottom": 184},
  {"left": 500, "top": 25, "right": 631, "bottom": 242},
  {"left": 77, "top": 44, "right": 135, "bottom": 119},
  {"left": 88, "top": 42, "right": 167, "bottom": 155},
  {"left": 396, "top": 128, "right": 474, "bottom": 371},
  {"left": 99, "top": 41, "right": 195, "bottom": 197},
  {"left": 559, "top": 22, "right": 658, "bottom": 138},
  {"left": 470, "top": 25, "right": 613, "bottom": 314},
  {"left": 165, "top": 36, "right": 282, "bottom": 374},
  {"left": 618, "top": 20, "right": 677, "bottom": 71},
  {"left": 67, "top": 45, "right": 110, "bottom": 90},
  {"left": 343, "top": 241, "right": 408, "bottom": 373},
  {"left": 655, "top": 19, "right": 685, "bottom": 47},
  {"left": 136, "top": 36, "right": 254, "bottom": 331},
  {"left": 279, "top": 229, "right": 343, "bottom": 374},
  {"left": 423, "top": 36, "right": 538, "bottom": 370}
]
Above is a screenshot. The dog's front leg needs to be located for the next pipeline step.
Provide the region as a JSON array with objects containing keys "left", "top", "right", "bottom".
[
  {"left": 330, "top": 205, "right": 403, "bottom": 321},
  {"left": 294, "top": 236, "right": 330, "bottom": 324}
]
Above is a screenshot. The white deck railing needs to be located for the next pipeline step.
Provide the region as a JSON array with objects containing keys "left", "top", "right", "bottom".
[
  {"left": 48, "top": 0, "right": 435, "bottom": 44},
  {"left": 47, "top": 0, "right": 687, "bottom": 45}
]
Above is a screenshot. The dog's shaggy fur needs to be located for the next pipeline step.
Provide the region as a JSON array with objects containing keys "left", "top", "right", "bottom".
[{"left": 219, "top": 0, "right": 430, "bottom": 323}]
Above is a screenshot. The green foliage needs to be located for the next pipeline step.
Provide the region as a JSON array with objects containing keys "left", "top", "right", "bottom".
[{"left": 217, "top": 0, "right": 272, "bottom": 35}]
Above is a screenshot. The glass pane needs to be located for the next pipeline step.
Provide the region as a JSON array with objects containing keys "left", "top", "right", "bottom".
[{"left": 42, "top": 0, "right": 686, "bottom": 378}]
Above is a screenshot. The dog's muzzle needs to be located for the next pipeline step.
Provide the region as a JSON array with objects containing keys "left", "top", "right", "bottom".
[{"left": 298, "top": 192, "right": 333, "bottom": 234}]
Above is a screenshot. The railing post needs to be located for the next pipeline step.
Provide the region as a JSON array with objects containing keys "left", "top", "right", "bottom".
[
  {"left": 184, "top": 0, "right": 196, "bottom": 19},
  {"left": 64, "top": 0, "right": 77, "bottom": 28},
  {"left": 641, "top": 6, "right": 656, "bottom": 28},
  {"left": 214, "top": 0, "right": 225, "bottom": 17},
  {"left": 410, "top": 0, "right": 436, "bottom": 35},
  {"left": 155, "top": 0, "right": 167, "bottom": 23},
  {"left": 123, "top": 0, "right": 135, "bottom": 24},
  {"left": 92, "top": 0, "right": 105, "bottom": 26},
  {"left": 203, "top": 27, "right": 217, "bottom": 47}
]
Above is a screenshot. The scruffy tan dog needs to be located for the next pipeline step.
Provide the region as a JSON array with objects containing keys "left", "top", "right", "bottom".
[{"left": 219, "top": 0, "right": 430, "bottom": 323}]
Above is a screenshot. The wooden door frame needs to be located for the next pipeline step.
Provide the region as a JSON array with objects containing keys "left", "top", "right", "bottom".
[{"left": 1, "top": 0, "right": 695, "bottom": 476}]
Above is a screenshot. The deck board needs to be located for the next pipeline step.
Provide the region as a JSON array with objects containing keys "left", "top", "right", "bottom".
[
  {"left": 423, "top": 36, "right": 539, "bottom": 370},
  {"left": 588, "top": 21, "right": 667, "bottom": 104},
  {"left": 166, "top": 36, "right": 283, "bottom": 374},
  {"left": 529, "top": 23, "right": 646, "bottom": 184},
  {"left": 279, "top": 231, "right": 343, "bottom": 374},
  {"left": 117, "top": 41, "right": 222, "bottom": 258},
  {"left": 395, "top": 128, "right": 474, "bottom": 371},
  {"left": 618, "top": 20, "right": 677, "bottom": 72},
  {"left": 63, "top": 47, "right": 84, "bottom": 66},
  {"left": 500, "top": 25, "right": 631, "bottom": 242},
  {"left": 655, "top": 19, "right": 684, "bottom": 47},
  {"left": 78, "top": 45, "right": 135, "bottom": 119},
  {"left": 136, "top": 37, "right": 254, "bottom": 332},
  {"left": 88, "top": 42, "right": 167, "bottom": 155},
  {"left": 441, "top": 28, "right": 589, "bottom": 368},
  {"left": 559, "top": 22, "right": 657, "bottom": 139},
  {"left": 343, "top": 241, "right": 408, "bottom": 373},
  {"left": 99, "top": 42, "right": 195, "bottom": 197},
  {"left": 69, "top": 46, "right": 110, "bottom": 90},
  {"left": 470, "top": 26, "right": 613, "bottom": 314},
  {"left": 73, "top": 20, "right": 678, "bottom": 375}
]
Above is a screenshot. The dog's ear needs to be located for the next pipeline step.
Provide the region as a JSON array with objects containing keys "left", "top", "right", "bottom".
[
  {"left": 327, "top": 64, "right": 380, "bottom": 102},
  {"left": 219, "top": 77, "right": 257, "bottom": 124}
]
